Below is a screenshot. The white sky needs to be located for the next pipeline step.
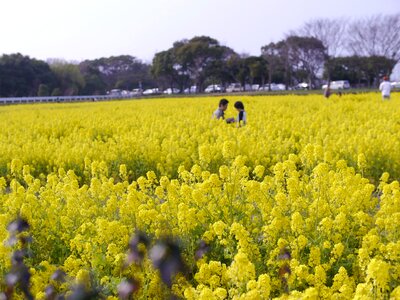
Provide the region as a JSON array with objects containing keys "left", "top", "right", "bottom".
[{"left": 0, "top": 0, "right": 399, "bottom": 63}]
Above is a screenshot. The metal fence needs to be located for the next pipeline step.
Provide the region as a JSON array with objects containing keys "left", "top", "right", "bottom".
[{"left": 0, "top": 94, "right": 136, "bottom": 105}]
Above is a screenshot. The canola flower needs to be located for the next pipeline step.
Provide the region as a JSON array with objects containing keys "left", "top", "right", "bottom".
[
  {"left": 0, "top": 93, "right": 399, "bottom": 298},
  {"left": 0, "top": 93, "right": 399, "bottom": 182}
]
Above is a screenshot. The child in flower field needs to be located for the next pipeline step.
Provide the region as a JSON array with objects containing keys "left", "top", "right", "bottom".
[
  {"left": 234, "top": 101, "right": 246, "bottom": 126},
  {"left": 212, "top": 98, "right": 235, "bottom": 123}
]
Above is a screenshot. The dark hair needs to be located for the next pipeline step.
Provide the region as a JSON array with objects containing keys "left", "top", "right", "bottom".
[
  {"left": 234, "top": 101, "right": 244, "bottom": 110},
  {"left": 219, "top": 98, "right": 229, "bottom": 107}
]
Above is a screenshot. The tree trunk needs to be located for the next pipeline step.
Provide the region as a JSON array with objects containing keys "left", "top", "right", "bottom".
[{"left": 268, "top": 68, "right": 272, "bottom": 91}]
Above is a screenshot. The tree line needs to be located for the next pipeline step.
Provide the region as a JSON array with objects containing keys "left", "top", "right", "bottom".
[
  {"left": 0, "top": 13, "right": 399, "bottom": 97},
  {"left": 0, "top": 55, "right": 154, "bottom": 97}
]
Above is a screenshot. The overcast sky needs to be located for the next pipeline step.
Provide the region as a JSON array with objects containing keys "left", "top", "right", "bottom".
[{"left": 0, "top": 0, "right": 398, "bottom": 63}]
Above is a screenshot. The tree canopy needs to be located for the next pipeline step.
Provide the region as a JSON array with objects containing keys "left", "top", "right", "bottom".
[
  {"left": 0, "top": 13, "right": 399, "bottom": 97},
  {"left": 0, "top": 53, "right": 57, "bottom": 97}
]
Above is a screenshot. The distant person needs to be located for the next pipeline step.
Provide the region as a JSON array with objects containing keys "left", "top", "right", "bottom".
[
  {"left": 212, "top": 98, "right": 234, "bottom": 123},
  {"left": 234, "top": 101, "right": 247, "bottom": 127},
  {"left": 379, "top": 76, "right": 391, "bottom": 100},
  {"left": 323, "top": 83, "right": 331, "bottom": 98}
]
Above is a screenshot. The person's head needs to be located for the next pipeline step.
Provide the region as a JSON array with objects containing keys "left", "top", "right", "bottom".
[
  {"left": 383, "top": 76, "right": 389, "bottom": 81},
  {"left": 219, "top": 98, "right": 229, "bottom": 111},
  {"left": 234, "top": 101, "right": 244, "bottom": 111}
]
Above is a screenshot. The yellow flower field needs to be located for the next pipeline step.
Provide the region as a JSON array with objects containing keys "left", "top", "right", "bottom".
[{"left": 0, "top": 93, "right": 400, "bottom": 299}]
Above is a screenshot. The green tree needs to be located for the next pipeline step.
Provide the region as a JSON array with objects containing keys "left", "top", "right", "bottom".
[
  {"left": 51, "top": 88, "right": 62, "bottom": 96},
  {"left": 79, "top": 62, "right": 107, "bottom": 95},
  {"left": 285, "top": 36, "right": 327, "bottom": 88},
  {"left": 325, "top": 56, "right": 396, "bottom": 87},
  {"left": 262, "top": 41, "right": 292, "bottom": 89},
  {"left": 0, "top": 53, "right": 57, "bottom": 97},
  {"left": 226, "top": 54, "right": 250, "bottom": 89},
  {"left": 245, "top": 56, "right": 268, "bottom": 86},
  {"left": 151, "top": 50, "right": 188, "bottom": 91},
  {"left": 79, "top": 55, "right": 154, "bottom": 93},
  {"left": 173, "top": 36, "right": 235, "bottom": 91},
  {"left": 37, "top": 84, "right": 50, "bottom": 96},
  {"left": 49, "top": 59, "right": 85, "bottom": 95}
]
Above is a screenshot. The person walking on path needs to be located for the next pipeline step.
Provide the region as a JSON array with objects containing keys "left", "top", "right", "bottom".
[{"left": 379, "top": 76, "right": 391, "bottom": 100}]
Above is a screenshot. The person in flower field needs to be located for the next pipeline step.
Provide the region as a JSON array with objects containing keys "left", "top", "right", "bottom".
[
  {"left": 234, "top": 101, "right": 247, "bottom": 127},
  {"left": 379, "top": 76, "right": 391, "bottom": 100},
  {"left": 212, "top": 98, "right": 234, "bottom": 123}
]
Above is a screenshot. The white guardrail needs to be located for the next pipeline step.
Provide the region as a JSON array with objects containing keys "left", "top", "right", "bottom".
[{"left": 0, "top": 94, "right": 137, "bottom": 105}]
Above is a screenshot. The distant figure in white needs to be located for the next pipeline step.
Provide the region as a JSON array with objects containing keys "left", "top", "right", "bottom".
[{"left": 379, "top": 76, "right": 391, "bottom": 100}]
